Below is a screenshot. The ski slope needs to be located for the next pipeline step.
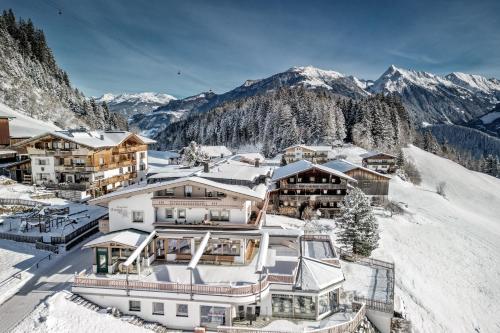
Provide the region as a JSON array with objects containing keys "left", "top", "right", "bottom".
[
  {"left": 373, "top": 146, "right": 500, "bottom": 333},
  {"left": 0, "top": 102, "right": 60, "bottom": 138}
]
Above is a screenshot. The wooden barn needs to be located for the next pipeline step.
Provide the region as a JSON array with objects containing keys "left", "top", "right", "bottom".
[{"left": 323, "top": 159, "right": 390, "bottom": 205}]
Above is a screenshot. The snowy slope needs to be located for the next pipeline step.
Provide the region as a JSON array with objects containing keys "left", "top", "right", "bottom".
[
  {"left": 13, "top": 292, "right": 150, "bottom": 333},
  {"left": 0, "top": 102, "right": 60, "bottom": 137},
  {"left": 373, "top": 145, "right": 500, "bottom": 333}
]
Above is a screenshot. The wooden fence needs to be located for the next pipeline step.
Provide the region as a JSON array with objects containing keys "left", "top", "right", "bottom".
[
  {"left": 50, "top": 219, "right": 99, "bottom": 244},
  {"left": 35, "top": 241, "right": 59, "bottom": 253},
  {"left": 0, "top": 198, "right": 49, "bottom": 207},
  {"left": 74, "top": 274, "right": 272, "bottom": 297},
  {"left": 0, "top": 232, "right": 42, "bottom": 243}
]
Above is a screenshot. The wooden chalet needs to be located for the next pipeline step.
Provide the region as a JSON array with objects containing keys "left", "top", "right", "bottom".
[
  {"left": 323, "top": 159, "right": 390, "bottom": 204},
  {"left": 269, "top": 160, "right": 356, "bottom": 218},
  {"left": 361, "top": 152, "right": 397, "bottom": 173}
]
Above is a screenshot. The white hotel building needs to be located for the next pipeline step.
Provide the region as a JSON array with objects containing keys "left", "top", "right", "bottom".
[{"left": 73, "top": 176, "right": 368, "bottom": 332}]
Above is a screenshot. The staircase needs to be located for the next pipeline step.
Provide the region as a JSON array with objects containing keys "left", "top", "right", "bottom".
[{"left": 66, "top": 293, "right": 170, "bottom": 333}]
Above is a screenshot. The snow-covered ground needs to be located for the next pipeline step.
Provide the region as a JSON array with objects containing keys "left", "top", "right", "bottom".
[
  {"left": 0, "top": 178, "right": 67, "bottom": 204},
  {"left": 12, "top": 291, "right": 150, "bottom": 333},
  {"left": 0, "top": 239, "right": 49, "bottom": 283},
  {"left": 372, "top": 146, "right": 500, "bottom": 333},
  {"left": 0, "top": 102, "right": 60, "bottom": 138}
]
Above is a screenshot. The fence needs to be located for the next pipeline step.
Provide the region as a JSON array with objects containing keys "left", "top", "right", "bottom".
[
  {"left": 35, "top": 241, "right": 59, "bottom": 253},
  {"left": 353, "top": 296, "right": 394, "bottom": 313},
  {"left": 0, "top": 198, "right": 50, "bottom": 207},
  {"left": 50, "top": 219, "right": 99, "bottom": 244},
  {"left": 217, "top": 303, "right": 366, "bottom": 333},
  {"left": 74, "top": 274, "right": 272, "bottom": 297},
  {"left": 0, "top": 232, "right": 42, "bottom": 243}
]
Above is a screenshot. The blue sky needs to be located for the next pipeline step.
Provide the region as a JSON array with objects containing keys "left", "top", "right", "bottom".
[{"left": 3, "top": 0, "right": 500, "bottom": 98}]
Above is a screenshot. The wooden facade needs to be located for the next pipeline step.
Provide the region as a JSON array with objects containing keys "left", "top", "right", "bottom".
[
  {"left": 15, "top": 131, "right": 151, "bottom": 198},
  {"left": 361, "top": 153, "right": 397, "bottom": 173},
  {"left": 343, "top": 168, "right": 389, "bottom": 204},
  {"left": 283, "top": 145, "right": 333, "bottom": 164},
  {"left": 0, "top": 117, "right": 10, "bottom": 147},
  {"left": 270, "top": 168, "right": 350, "bottom": 219}
]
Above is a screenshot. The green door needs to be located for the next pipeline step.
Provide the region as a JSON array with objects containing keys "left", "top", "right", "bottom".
[{"left": 96, "top": 248, "right": 108, "bottom": 274}]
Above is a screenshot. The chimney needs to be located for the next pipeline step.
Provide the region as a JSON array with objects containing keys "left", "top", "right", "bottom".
[
  {"left": 100, "top": 134, "right": 104, "bottom": 140},
  {"left": 203, "top": 161, "right": 209, "bottom": 173},
  {"left": 255, "top": 158, "right": 260, "bottom": 168}
]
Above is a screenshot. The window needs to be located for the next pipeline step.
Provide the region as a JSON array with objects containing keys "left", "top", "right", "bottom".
[
  {"left": 37, "top": 159, "right": 48, "bottom": 166},
  {"left": 98, "top": 157, "right": 104, "bottom": 165},
  {"left": 165, "top": 209, "right": 174, "bottom": 219},
  {"left": 210, "top": 210, "right": 230, "bottom": 221},
  {"left": 152, "top": 302, "right": 164, "bottom": 315},
  {"left": 178, "top": 209, "right": 186, "bottom": 219},
  {"left": 272, "top": 294, "right": 293, "bottom": 317},
  {"left": 297, "top": 177, "right": 302, "bottom": 182},
  {"left": 200, "top": 306, "right": 226, "bottom": 328},
  {"left": 139, "top": 163, "right": 146, "bottom": 171},
  {"left": 119, "top": 167, "right": 123, "bottom": 174},
  {"left": 132, "top": 211, "right": 144, "bottom": 223},
  {"left": 64, "top": 142, "right": 70, "bottom": 149},
  {"left": 167, "top": 239, "right": 191, "bottom": 254},
  {"left": 216, "top": 192, "right": 226, "bottom": 198},
  {"left": 73, "top": 158, "right": 85, "bottom": 166},
  {"left": 140, "top": 152, "right": 146, "bottom": 159},
  {"left": 176, "top": 304, "right": 188, "bottom": 317},
  {"left": 185, "top": 186, "right": 192, "bottom": 197},
  {"left": 310, "top": 176, "right": 315, "bottom": 182},
  {"left": 129, "top": 300, "right": 141, "bottom": 312},
  {"left": 322, "top": 178, "right": 327, "bottom": 183},
  {"left": 289, "top": 177, "right": 295, "bottom": 183}
]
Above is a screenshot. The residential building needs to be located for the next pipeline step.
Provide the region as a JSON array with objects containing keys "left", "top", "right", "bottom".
[
  {"left": 269, "top": 160, "right": 356, "bottom": 218},
  {"left": 283, "top": 145, "right": 335, "bottom": 164},
  {"left": 72, "top": 176, "right": 369, "bottom": 332},
  {"left": 361, "top": 152, "right": 397, "bottom": 173},
  {"left": 323, "top": 159, "right": 390, "bottom": 205},
  {"left": 13, "top": 129, "right": 155, "bottom": 200},
  {"left": 199, "top": 160, "right": 272, "bottom": 187}
]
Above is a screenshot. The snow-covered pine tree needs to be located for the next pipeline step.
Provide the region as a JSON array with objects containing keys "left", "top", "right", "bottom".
[
  {"left": 181, "top": 141, "right": 208, "bottom": 167},
  {"left": 337, "top": 187, "right": 380, "bottom": 256}
]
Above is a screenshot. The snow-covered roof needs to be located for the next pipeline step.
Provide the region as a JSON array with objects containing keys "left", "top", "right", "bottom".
[
  {"left": 200, "top": 160, "right": 272, "bottom": 182},
  {"left": 13, "top": 130, "right": 156, "bottom": 149},
  {"left": 89, "top": 176, "right": 266, "bottom": 205},
  {"left": 323, "top": 159, "right": 390, "bottom": 179},
  {"left": 271, "top": 160, "right": 356, "bottom": 182},
  {"left": 0, "top": 102, "right": 60, "bottom": 138},
  {"left": 148, "top": 150, "right": 180, "bottom": 165},
  {"left": 360, "top": 151, "right": 396, "bottom": 159},
  {"left": 83, "top": 229, "right": 149, "bottom": 248},
  {"left": 199, "top": 145, "right": 233, "bottom": 158},
  {"left": 284, "top": 144, "right": 334, "bottom": 152},
  {"left": 295, "top": 257, "right": 344, "bottom": 291},
  {"left": 232, "top": 152, "right": 265, "bottom": 163}
]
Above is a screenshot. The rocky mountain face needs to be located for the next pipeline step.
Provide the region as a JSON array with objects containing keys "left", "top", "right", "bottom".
[
  {"left": 369, "top": 65, "right": 500, "bottom": 125},
  {"left": 0, "top": 10, "right": 126, "bottom": 130},
  {"left": 464, "top": 104, "right": 500, "bottom": 137},
  {"left": 96, "top": 92, "right": 176, "bottom": 118},
  {"left": 134, "top": 65, "right": 500, "bottom": 139}
]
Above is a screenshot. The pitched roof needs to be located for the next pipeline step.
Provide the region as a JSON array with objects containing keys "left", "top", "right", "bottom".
[
  {"left": 284, "top": 144, "right": 333, "bottom": 152},
  {"left": 360, "top": 151, "right": 396, "bottom": 159},
  {"left": 13, "top": 130, "right": 156, "bottom": 149},
  {"left": 323, "top": 159, "right": 390, "bottom": 179},
  {"left": 200, "top": 160, "right": 272, "bottom": 182},
  {"left": 83, "top": 229, "right": 149, "bottom": 248},
  {"left": 89, "top": 176, "right": 266, "bottom": 205},
  {"left": 295, "top": 257, "right": 344, "bottom": 291},
  {"left": 271, "top": 160, "right": 356, "bottom": 182}
]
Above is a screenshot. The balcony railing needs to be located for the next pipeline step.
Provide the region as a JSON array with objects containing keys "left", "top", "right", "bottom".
[
  {"left": 218, "top": 302, "right": 366, "bottom": 333},
  {"left": 280, "top": 194, "right": 344, "bottom": 201},
  {"left": 152, "top": 197, "right": 241, "bottom": 208},
  {"left": 281, "top": 183, "right": 346, "bottom": 190},
  {"left": 73, "top": 274, "right": 272, "bottom": 297}
]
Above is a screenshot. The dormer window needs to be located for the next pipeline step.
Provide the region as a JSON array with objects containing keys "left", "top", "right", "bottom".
[{"left": 185, "top": 186, "right": 192, "bottom": 197}]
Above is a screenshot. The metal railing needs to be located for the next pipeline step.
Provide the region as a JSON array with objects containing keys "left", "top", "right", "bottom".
[
  {"left": 218, "top": 302, "right": 366, "bottom": 333},
  {"left": 50, "top": 219, "right": 99, "bottom": 244},
  {"left": 0, "top": 252, "right": 54, "bottom": 289},
  {"left": 0, "top": 232, "right": 43, "bottom": 243}
]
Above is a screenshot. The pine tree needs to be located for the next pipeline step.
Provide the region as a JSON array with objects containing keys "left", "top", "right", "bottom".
[{"left": 337, "top": 187, "right": 380, "bottom": 256}]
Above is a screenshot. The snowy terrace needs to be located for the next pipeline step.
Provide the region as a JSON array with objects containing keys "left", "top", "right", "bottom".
[{"left": 0, "top": 203, "right": 107, "bottom": 244}]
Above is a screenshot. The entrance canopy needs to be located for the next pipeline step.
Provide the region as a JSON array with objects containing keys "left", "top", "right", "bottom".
[{"left": 84, "top": 229, "right": 149, "bottom": 249}]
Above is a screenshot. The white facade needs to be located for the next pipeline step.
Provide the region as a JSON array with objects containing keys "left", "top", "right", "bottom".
[{"left": 31, "top": 156, "right": 56, "bottom": 184}]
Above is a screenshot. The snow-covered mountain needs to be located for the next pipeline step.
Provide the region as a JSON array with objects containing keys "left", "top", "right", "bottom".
[
  {"left": 96, "top": 92, "right": 177, "bottom": 117},
  {"left": 369, "top": 65, "right": 500, "bottom": 125}
]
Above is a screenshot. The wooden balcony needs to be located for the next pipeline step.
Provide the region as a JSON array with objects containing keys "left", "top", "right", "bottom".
[
  {"left": 281, "top": 182, "right": 346, "bottom": 190},
  {"left": 280, "top": 194, "right": 344, "bottom": 201}
]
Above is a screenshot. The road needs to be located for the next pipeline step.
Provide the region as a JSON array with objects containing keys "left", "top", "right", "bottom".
[{"left": 0, "top": 241, "right": 94, "bottom": 333}]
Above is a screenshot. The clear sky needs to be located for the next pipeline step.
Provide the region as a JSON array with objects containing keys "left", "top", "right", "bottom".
[{"left": 3, "top": 0, "right": 500, "bottom": 98}]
